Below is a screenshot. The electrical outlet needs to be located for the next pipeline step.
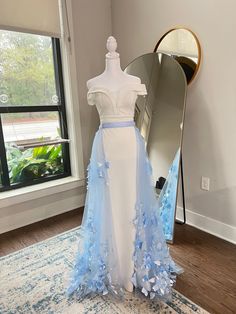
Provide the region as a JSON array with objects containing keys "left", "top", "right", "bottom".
[{"left": 201, "top": 176, "right": 210, "bottom": 191}]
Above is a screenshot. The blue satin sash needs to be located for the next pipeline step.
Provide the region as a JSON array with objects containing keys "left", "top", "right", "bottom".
[{"left": 100, "top": 120, "right": 135, "bottom": 129}]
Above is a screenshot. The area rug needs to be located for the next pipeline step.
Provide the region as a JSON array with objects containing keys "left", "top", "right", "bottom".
[{"left": 0, "top": 227, "right": 209, "bottom": 314}]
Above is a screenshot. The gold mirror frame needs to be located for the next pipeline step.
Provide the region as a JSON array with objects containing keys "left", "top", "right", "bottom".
[{"left": 154, "top": 27, "right": 202, "bottom": 85}]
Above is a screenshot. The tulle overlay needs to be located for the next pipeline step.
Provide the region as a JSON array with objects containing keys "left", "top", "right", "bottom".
[
  {"left": 158, "top": 149, "right": 180, "bottom": 241},
  {"left": 67, "top": 124, "right": 178, "bottom": 301}
]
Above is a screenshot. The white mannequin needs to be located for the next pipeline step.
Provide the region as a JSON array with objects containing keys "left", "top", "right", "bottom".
[
  {"left": 86, "top": 36, "right": 145, "bottom": 294},
  {"left": 87, "top": 36, "right": 141, "bottom": 91}
]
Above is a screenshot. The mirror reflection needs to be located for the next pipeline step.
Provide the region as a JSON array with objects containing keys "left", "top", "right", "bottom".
[
  {"left": 154, "top": 28, "right": 201, "bottom": 84},
  {"left": 125, "top": 53, "right": 187, "bottom": 242}
]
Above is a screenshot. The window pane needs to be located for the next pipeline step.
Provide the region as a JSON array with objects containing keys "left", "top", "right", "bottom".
[
  {"left": 2, "top": 112, "right": 60, "bottom": 143},
  {"left": 1, "top": 112, "right": 65, "bottom": 185},
  {"left": 0, "top": 34, "right": 70, "bottom": 191},
  {"left": 0, "top": 30, "right": 58, "bottom": 106},
  {"left": 6, "top": 143, "right": 64, "bottom": 185}
]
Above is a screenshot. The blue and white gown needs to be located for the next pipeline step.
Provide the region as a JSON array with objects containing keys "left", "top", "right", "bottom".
[{"left": 67, "top": 83, "right": 178, "bottom": 301}]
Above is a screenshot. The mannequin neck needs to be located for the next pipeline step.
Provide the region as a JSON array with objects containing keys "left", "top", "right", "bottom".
[{"left": 104, "top": 56, "right": 123, "bottom": 75}]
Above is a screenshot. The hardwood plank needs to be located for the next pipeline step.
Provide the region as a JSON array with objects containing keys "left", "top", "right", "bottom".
[{"left": 171, "top": 224, "right": 236, "bottom": 314}]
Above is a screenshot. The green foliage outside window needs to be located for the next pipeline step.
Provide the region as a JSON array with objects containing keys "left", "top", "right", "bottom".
[{"left": 6, "top": 143, "right": 64, "bottom": 184}]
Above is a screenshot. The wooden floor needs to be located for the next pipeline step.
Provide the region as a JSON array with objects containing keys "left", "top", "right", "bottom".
[{"left": 0, "top": 208, "right": 235, "bottom": 314}]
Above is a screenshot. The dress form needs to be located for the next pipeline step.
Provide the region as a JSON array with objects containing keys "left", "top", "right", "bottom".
[
  {"left": 87, "top": 36, "right": 143, "bottom": 293},
  {"left": 87, "top": 36, "right": 141, "bottom": 91},
  {"left": 68, "top": 36, "right": 178, "bottom": 300}
]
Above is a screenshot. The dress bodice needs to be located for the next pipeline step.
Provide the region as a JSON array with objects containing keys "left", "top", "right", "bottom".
[{"left": 87, "top": 83, "right": 147, "bottom": 123}]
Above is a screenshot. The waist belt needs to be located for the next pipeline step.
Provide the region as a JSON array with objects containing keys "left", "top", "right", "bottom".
[{"left": 100, "top": 120, "right": 135, "bottom": 129}]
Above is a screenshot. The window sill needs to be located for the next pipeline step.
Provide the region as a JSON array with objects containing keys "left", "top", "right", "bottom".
[{"left": 0, "top": 176, "right": 86, "bottom": 208}]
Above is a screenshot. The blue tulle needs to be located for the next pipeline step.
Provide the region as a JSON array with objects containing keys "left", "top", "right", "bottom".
[
  {"left": 67, "top": 124, "right": 178, "bottom": 301},
  {"left": 67, "top": 129, "right": 123, "bottom": 299},
  {"left": 131, "top": 129, "right": 177, "bottom": 301},
  {"left": 158, "top": 149, "right": 180, "bottom": 242}
]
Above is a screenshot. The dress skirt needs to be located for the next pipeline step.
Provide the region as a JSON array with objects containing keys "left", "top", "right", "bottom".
[
  {"left": 102, "top": 125, "right": 137, "bottom": 292},
  {"left": 67, "top": 121, "right": 177, "bottom": 301}
]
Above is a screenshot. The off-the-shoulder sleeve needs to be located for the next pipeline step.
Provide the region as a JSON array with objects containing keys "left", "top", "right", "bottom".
[{"left": 87, "top": 91, "right": 95, "bottom": 106}]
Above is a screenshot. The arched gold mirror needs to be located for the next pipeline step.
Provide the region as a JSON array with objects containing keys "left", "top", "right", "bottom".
[{"left": 154, "top": 27, "right": 201, "bottom": 84}]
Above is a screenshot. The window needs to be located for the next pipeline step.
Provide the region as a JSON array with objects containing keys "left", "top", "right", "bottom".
[{"left": 0, "top": 30, "right": 71, "bottom": 192}]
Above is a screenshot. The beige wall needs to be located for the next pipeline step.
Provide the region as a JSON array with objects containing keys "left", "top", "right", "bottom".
[
  {"left": 0, "top": 186, "right": 85, "bottom": 234},
  {"left": 111, "top": 0, "right": 236, "bottom": 238},
  {"left": 72, "top": 0, "right": 112, "bottom": 169}
]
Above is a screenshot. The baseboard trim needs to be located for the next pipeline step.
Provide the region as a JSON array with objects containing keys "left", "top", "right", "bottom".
[
  {"left": 176, "top": 206, "right": 236, "bottom": 245},
  {"left": 0, "top": 190, "right": 86, "bottom": 235}
]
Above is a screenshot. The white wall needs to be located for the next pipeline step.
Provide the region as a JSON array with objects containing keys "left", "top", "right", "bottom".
[
  {"left": 0, "top": 0, "right": 112, "bottom": 234},
  {"left": 0, "top": 185, "right": 85, "bottom": 234},
  {"left": 112, "top": 0, "right": 236, "bottom": 243},
  {"left": 72, "top": 0, "right": 112, "bottom": 168}
]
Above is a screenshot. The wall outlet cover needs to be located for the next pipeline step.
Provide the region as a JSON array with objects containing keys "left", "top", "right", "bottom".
[{"left": 201, "top": 176, "right": 210, "bottom": 191}]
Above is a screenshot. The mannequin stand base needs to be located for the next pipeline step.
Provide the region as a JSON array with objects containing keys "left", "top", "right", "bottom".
[{"left": 124, "top": 282, "right": 134, "bottom": 293}]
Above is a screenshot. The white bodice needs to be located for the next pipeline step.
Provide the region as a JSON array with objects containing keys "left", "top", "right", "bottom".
[{"left": 87, "top": 83, "right": 147, "bottom": 123}]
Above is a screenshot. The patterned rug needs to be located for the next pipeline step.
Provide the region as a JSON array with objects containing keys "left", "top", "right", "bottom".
[{"left": 0, "top": 227, "right": 209, "bottom": 314}]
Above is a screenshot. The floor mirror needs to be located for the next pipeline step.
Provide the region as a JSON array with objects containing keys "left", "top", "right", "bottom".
[{"left": 125, "top": 52, "right": 187, "bottom": 243}]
